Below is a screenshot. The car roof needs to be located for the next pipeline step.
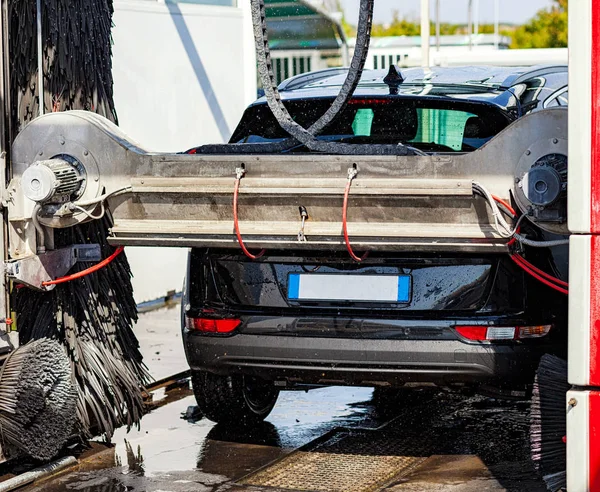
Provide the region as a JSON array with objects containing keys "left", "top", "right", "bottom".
[{"left": 253, "top": 65, "right": 568, "bottom": 110}]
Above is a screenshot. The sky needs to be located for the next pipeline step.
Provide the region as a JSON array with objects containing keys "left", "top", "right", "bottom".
[{"left": 338, "top": 0, "right": 556, "bottom": 25}]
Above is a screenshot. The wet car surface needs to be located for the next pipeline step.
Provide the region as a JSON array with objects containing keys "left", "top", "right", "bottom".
[{"left": 25, "top": 309, "right": 547, "bottom": 492}]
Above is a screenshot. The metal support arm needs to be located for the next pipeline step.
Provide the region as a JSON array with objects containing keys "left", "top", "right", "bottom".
[{"left": 5, "top": 108, "right": 568, "bottom": 260}]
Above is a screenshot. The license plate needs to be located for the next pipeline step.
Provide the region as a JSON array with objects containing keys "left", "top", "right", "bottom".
[{"left": 287, "top": 273, "right": 411, "bottom": 303}]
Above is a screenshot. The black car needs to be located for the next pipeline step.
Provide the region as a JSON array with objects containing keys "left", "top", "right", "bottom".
[{"left": 181, "top": 65, "right": 569, "bottom": 424}]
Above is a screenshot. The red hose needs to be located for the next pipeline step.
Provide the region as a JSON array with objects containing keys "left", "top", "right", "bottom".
[
  {"left": 233, "top": 177, "right": 265, "bottom": 260},
  {"left": 492, "top": 194, "right": 517, "bottom": 217},
  {"left": 512, "top": 253, "right": 569, "bottom": 288},
  {"left": 491, "top": 195, "right": 568, "bottom": 294},
  {"left": 42, "top": 246, "right": 124, "bottom": 287},
  {"left": 510, "top": 254, "right": 568, "bottom": 295},
  {"left": 343, "top": 178, "right": 368, "bottom": 262}
]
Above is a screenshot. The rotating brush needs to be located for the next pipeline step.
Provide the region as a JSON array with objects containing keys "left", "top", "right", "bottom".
[
  {"left": 0, "top": 338, "right": 77, "bottom": 460},
  {"left": 9, "top": 0, "right": 151, "bottom": 443},
  {"left": 530, "top": 354, "right": 569, "bottom": 492}
]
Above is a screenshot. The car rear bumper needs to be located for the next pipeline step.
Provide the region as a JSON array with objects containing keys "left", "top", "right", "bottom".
[{"left": 183, "top": 332, "right": 547, "bottom": 387}]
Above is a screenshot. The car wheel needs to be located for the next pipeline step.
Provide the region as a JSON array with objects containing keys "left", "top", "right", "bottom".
[{"left": 191, "top": 371, "right": 279, "bottom": 425}]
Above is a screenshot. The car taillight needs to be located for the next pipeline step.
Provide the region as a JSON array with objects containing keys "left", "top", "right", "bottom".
[
  {"left": 186, "top": 316, "right": 241, "bottom": 333},
  {"left": 455, "top": 326, "right": 488, "bottom": 341},
  {"left": 517, "top": 325, "right": 552, "bottom": 339},
  {"left": 455, "top": 325, "right": 551, "bottom": 341}
]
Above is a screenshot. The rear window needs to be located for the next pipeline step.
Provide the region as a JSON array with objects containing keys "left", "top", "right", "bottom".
[{"left": 230, "top": 98, "right": 511, "bottom": 152}]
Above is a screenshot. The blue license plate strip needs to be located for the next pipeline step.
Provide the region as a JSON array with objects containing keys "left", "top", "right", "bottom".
[{"left": 287, "top": 273, "right": 411, "bottom": 303}]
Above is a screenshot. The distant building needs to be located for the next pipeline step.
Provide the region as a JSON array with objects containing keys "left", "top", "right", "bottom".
[
  {"left": 358, "top": 34, "right": 511, "bottom": 69},
  {"left": 264, "top": 0, "right": 348, "bottom": 83}
]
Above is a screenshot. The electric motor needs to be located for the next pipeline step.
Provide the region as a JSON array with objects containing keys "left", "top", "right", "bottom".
[
  {"left": 21, "top": 157, "right": 86, "bottom": 204},
  {"left": 513, "top": 142, "right": 568, "bottom": 235}
]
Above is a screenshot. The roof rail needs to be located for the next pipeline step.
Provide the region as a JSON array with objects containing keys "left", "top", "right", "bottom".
[
  {"left": 278, "top": 68, "right": 350, "bottom": 92},
  {"left": 501, "top": 64, "right": 568, "bottom": 88}
]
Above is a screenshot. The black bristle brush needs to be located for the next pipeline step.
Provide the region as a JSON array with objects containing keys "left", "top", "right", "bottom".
[
  {"left": 9, "top": 0, "right": 151, "bottom": 443},
  {"left": 0, "top": 338, "right": 77, "bottom": 460},
  {"left": 530, "top": 354, "right": 569, "bottom": 491}
]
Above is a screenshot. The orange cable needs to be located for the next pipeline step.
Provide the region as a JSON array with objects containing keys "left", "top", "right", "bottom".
[
  {"left": 342, "top": 177, "right": 368, "bottom": 262},
  {"left": 233, "top": 176, "right": 266, "bottom": 260},
  {"left": 42, "top": 246, "right": 124, "bottom": 287}
]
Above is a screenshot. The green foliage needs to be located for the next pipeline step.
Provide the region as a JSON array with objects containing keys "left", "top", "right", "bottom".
[
  {"left": 337, "top": 0, "right": 356, "bottom": 37},
  {"left": 510, "top": 0, "right": 568, "bottom": 48},
  {"left": 344, "top": 10, "right": 503, "bottom": 39},
  {"left": 371, "top": 11, "right": 420, "bottom": 37}
]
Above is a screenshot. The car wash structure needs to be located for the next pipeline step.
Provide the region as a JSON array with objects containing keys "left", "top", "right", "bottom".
[{"left": 0, "top": 0, "right": 596, "bottom": 490}]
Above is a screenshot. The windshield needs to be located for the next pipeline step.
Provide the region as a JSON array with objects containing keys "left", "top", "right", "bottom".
[{"left": 230, "top": 97, "right": 511, "bottom": 152}]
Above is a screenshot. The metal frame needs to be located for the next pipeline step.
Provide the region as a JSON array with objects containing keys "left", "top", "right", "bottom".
[
  {"left": 0, "top": 0, "right": 14, "bottom": 354},
  {"left": 6, "top": 107, "right": 567, "bottom": 258}
]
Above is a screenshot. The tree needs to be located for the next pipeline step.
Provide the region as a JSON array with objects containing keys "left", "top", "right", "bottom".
[
  {"left": 338, "top": 0, "right": 567, "bottom": 49},
  {"left": 510, "top": 0, "right": 568, "bottom": 48},
  {"left": 371, "top": 11, "right": 420, "bottom": 37}
]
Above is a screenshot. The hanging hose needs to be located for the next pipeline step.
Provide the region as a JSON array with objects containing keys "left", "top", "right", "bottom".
[
  {"left": 250, "top": 0, "right": 417, "bottom": 156},
  {"left": 343, "top": 168, "right": 368, "bottom": 262},
  {"left": 188, "top": 0, "right": 376, "bottom": 155},
  {"left": 233, "top": 168, "right": 266, "bottom": 260},
  {"left": 41, "top": 246, "right": 124, "bottom": 287}
]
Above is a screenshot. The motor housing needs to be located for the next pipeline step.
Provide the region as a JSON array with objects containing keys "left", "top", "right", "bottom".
[
  {"left": 513, "top": 140, "right": 568, "bottom": 235},
  {"left": 21, "top": 157, "right": 86, "bottom": 204}
]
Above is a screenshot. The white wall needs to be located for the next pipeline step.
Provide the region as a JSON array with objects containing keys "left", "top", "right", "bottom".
[{"left": 112, "top": 0, "right": 256, "bottom": 302}]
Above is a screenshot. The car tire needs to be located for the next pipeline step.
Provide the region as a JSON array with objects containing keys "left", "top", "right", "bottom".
[{"left": 191, "top": 371, "right": 279, "bottom": 425}]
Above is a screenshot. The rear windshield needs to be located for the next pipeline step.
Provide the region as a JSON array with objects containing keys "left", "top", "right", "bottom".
[{"left": 230, "top": 98, "right": 511, "bottom": 152}]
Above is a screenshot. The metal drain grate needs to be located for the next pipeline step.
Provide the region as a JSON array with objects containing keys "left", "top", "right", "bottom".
[{"left": 238, "top": 430, "right": 428, "bottom": 492}]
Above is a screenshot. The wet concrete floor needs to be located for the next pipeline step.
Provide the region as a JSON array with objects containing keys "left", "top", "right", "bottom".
[
  {"left": 29, "top": 386, "right": 547, "bottom": 492},
  {"left": 27, "top": 308, "right": 548, "bottom": 492}
]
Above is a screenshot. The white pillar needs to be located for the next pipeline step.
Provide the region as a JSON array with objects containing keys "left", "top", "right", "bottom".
[
  {"left": 468, "top": 0, "right": 473, "bottom": 50},
  {"left": 435, "top": 0, "right": 440, "bottom": 52},
  {"left": 494, "top": 0, "right": 499, "bottom": 49},
  {"left": 420, "top": 0, "right": 430, "bottom": 67},
  {"left": 474, "top": 0, "right": 479, "bottom": 43}
]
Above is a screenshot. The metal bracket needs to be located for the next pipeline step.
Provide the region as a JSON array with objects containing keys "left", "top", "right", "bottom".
[{"left": 5, "top": 244, "right": 101, "bottom": 291}]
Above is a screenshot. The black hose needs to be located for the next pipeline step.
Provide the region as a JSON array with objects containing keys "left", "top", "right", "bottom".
[
  {"left": 251, "top": 0, "right": 415, "bottom": 156},
  {"left": 193, "top": 0, "right": 418, "bottom": 156}
]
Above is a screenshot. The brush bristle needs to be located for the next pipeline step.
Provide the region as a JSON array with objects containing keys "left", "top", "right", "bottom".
[
  {"left": 530, "top": 354, "right": 568, "bottom": 492},
  {"left": 0, "top": 338, "right": 77, "bottom": 460},
  {"left": 9, "top": 0, "right": 149, "bottom": 442}
]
